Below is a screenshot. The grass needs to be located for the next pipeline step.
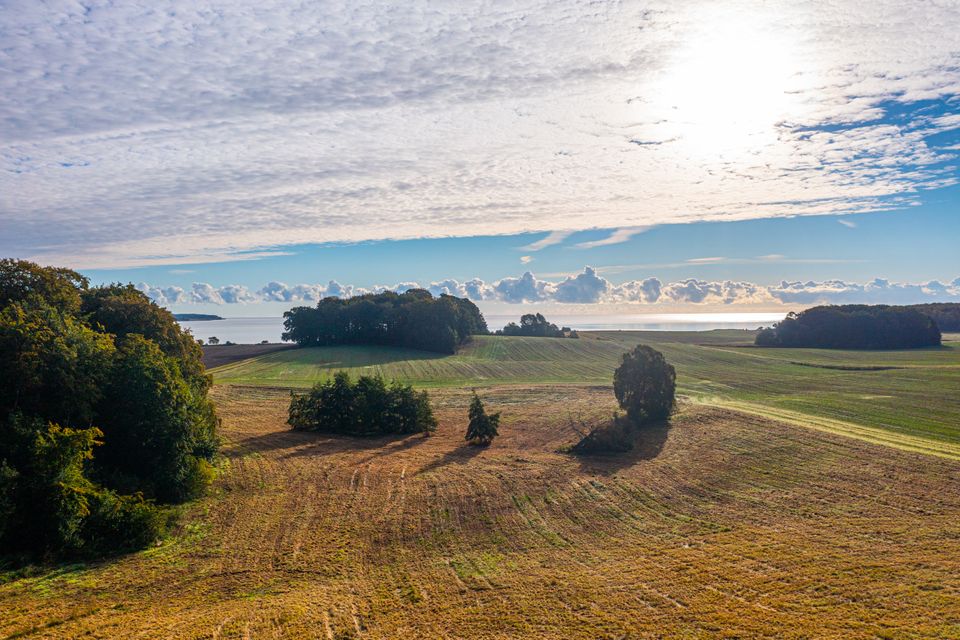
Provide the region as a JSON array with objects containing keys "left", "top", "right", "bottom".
[
  {"left": 2, "top": 386, "right": 958, "bottom": 638},
  {"left": 212, "top": 332, "right": 960, "bottom": 452}
]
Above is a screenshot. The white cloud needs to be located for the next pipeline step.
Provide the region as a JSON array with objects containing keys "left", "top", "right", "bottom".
[
  {"left": 838, "top": 219, "right": 857, "bottom": 228},
  {"left": 575, "top": 227, "right": 653, "bottom": 249},
  {"left": 3, "top": 1, "right": 959, "bottom": 267},
  {"left": 519, "top": 231, "right": 573, "bottom": 252},
  {"left": 520, "top": 255, "right": 533, "bottom": 264},
  {"left": 137, "top": 269, "right": 960, "bottom": 308}
]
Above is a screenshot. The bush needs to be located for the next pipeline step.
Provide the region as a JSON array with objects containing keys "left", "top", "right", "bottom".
[
  {"left": 465, "top": 393, "right": 500, "bottom": 446},
  {"left": 567, "top": 414, "right": 633, "bottom": 455},
  {"left": 614, "top": 345, "right": 676, "bottom": 426},
  {"left": 755, "top": 305, "right": 941, "bottom": 349},
  {"left": 497, "top": 313, "right": 571, "bottom": 338},
  {"left": 288, "top": 372, "right": 436, "bottom": 436}
]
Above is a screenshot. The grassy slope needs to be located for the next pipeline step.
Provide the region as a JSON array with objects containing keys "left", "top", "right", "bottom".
[
  {"left": 3, "top": 387, "right": 958, "bottom": 639},
  {"left": 212, "top": 332, "right": 960, "bottom": 452}
]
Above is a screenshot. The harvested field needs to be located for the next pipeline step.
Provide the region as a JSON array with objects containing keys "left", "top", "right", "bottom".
[
  {"left": 202, "top": 343, "right": 296, "bottom": 369},
  {"left": 3, "top": 385, "right": 958, "bottom": 638}
]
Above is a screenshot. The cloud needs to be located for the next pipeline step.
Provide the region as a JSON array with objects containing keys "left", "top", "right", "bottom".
[
  {"left": 837, "top": 219, "right": 857, "bottom": 228},
  {"left": 520, "top": 231, "right": 573, "bottom": 252},
  {"left": 3, "top": 1, "right": 958, "bottom": 267},
  {"left": 520, "top": 255, "right": 533, "bottom": 264},
  {"left": 553, "top": 266, "right": 610, "bottom": 303},
  {"left": 137, "top": 269, "right": 960, "bottom": 308},
  {"left": 575, "top": 227, "right": 652, "bottom": 249}
]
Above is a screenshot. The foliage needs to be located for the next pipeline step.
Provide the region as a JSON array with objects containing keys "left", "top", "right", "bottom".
[
  {"left": 0, "top": 259, "right": 218, "bottom": 560},
  {"left": 756, "top": 305, "right": 941, "bottom": 349},
  {"left": 288, "top": 372, "right": 436, "bottom": 436},
  {"left": 906, "top": 303, "right": 960, "bottom": 332},
  {"left": 568, "top": 414, "right": 634, "bottom": 455},
  {"left": 282, "top": 290, "right": 487, "bottom": 354},
  {"left": 497, "top": 313, "right": 575, "bottom": 338},
  {"left": 613, "top": 345, "right": 676, "bottom": 426},
  {"left": 465, "top": 393, "right": 500, "bottom": 445}
]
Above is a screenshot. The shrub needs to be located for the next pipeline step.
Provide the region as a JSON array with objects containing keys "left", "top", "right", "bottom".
[
  {"left": 465, "top": 393, "right": 500, "bottom": 446},
  {"left": 288, "top": 372, "right": 436, "bottom": 436},
  {"left": 614, "top": 345, "right": 676, "bottom": 426}
]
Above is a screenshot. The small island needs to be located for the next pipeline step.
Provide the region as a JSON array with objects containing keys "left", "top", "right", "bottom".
[{"left": 173, "top": 313, "right": 224, "bottom": 321}]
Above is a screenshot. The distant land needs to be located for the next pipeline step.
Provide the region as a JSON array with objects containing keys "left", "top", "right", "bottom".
[{"left": 173, "top": 313, "right": 224, "bottom": 321}]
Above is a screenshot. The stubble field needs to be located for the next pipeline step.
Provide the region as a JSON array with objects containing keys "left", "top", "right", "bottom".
[{"left": 2, "top": 382, "right": 959, "bottom": 638}]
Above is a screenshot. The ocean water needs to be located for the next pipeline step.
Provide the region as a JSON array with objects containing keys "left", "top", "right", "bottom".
[{"left": 177, "top": 313, "right": 785, "bottom": 345}]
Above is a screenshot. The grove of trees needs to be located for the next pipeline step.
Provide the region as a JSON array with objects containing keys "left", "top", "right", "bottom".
[
  {"left": 906, "top": 303, "right": 960, "bottom": 332},
  {"left": 465, "top": 393, "right": 500, "bottom": 446},
  {"left": 288, "top": 372, "right": 437, "bottom": 436},
  {"left": 282, "top": 290, "right": 487, "bottom": 354},
  {"left": 0, "top": 259, "right": 219, "bottom": 560},
  {"left": 497, "top": 313, "right": 576, "bottom": 338},
  {"left": 755, "top": 305, "right": 941, "bottom": 349}
]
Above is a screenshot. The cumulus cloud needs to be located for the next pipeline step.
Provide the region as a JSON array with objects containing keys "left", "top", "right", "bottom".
[
  {"left": 2, "top": 1, "right": 958, "bottom": 267},
  {"left": 137, "top": 268, "right": 960, "bottom": 308}
]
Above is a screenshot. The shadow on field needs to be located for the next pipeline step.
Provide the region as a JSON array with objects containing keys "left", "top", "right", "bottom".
[
  {"left": 279, "top": 431, "right": 428, "bottom": 462},
  {"left": 575, "top": 420, "right": 672, "bottom": 476},
  {"left": 417, "top": 443, "right": 485, "bottom": 475}
]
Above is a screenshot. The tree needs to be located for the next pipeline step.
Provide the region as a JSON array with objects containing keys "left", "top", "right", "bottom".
[
  {"left": 207, "top": 336, "right": 220, "bottom": 345},
  {"left": 0, "top": 259, "right": 218, "bottom": 560},
  {"left": 755, "top": 305, "right": 941, "bottom": 349},
  {"left": 465, "top": 393, "right": 500, "bottom": 446},
  {"left": 498, "top": 313, "right": 566, "bottom": 337},
  {"left": 613, "top": 345, "right": 676, "bottom": 426}
]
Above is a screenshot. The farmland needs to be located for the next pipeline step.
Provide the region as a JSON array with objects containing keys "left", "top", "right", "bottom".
[
  {"left": 2, "top": 385, "right": 959, "bottom": 638},
  {"left": 2, "top": 331, "right": 959, "bottom": 638},
  {"left": 212, "top": 332, "right": 960, "bottom": 455}
]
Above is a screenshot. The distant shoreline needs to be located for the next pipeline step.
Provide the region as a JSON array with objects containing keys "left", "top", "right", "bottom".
[{"left": 173, "top": 313, "right": 224, "bottom": 321}]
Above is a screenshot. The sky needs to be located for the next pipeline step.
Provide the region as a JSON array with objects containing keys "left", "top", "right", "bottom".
[{"left": 2, "top": 0, "right": 959, "bottom": 315}]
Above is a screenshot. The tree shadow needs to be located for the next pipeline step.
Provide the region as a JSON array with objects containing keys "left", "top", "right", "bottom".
[
  {"left": 278, "top": 430, "right": 428, "bottom": 462},
  {"left": 417, "top": 442, "right": 486, "bottom": 476},
  {"left": 573, "top": 419, "right": 672, "bottom": 476}
]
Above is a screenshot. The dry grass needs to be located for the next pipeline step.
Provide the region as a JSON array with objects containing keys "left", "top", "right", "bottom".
[{"left": 2, "top": 385, "right": 959, "bottom": 638}]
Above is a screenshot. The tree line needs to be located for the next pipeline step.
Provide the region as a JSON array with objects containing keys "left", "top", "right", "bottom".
[
  {"left": 0, "top": 259, "right": 219, "bottom": 560},
  {"left": 755, "top": 304, "right": 941, "bottom": 349},
  {"left": 282, "top": 290, "right": 488, "bottom": 354}
]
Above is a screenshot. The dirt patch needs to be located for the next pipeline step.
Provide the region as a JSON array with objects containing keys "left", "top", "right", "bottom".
[{"left": 203, "top": 343, "right": 297, "bottom": 369}]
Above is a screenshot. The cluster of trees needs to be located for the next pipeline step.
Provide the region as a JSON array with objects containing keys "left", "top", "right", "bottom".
[
  {"left": 288, "top": 372, "right": 437, "bottom": 436},
  {"left": 0, "top": 259, "right": 219, "bottom": 560},
  {"left": 755, "top": 305, "right": 941, "bottom": 349},
  {"left": 906, "top": 303, "right": 960, "bottom": 332},
  {"left": 282, "top": 290, "right": 488, "bottom": 354},
  {"left": 571, "top": 345, "right": 676, "bottom": 455},
  {"left": 497, "top": 313, "right": 577, "bottom": 338}
]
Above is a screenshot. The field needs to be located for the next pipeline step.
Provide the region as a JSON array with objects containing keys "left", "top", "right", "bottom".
[
  {"left": 212, "top": 332, "right": 960, "bottom": 456},
  {"left": 2, "top": 385, "right": 959, "bottom": 638},
  {"left": 3, "top": 332, "right": 959, "bottom": 638}
]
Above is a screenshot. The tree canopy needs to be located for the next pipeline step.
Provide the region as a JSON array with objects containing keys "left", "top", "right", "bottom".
[
  {"left": 288, "top": 372, "right": 437, "bottom": 437},
  {"left": 0, "top": 259, "right": 218, "bottom": 560},
  {"left": 755, "top": 305, "right": 941, "bottom": 349},
  {"left": 465, "top": 393, "right": 500, "bottom": 446},
  {"left": 282, "top": 290, "right": 487, "bottom": 354},
  {"left": 613, "top": 345, "right": 676, "bottom": 426},
  {"left": 497, "top": 313, "right": 575, "bottom": 338},
  {"left": 905, "top": 303, "right": 960, "bottom": 332}
]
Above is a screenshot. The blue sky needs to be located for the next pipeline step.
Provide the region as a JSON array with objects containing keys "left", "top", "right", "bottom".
[{"left": 2, "top": 1, "right": 959, "bottom": 313}]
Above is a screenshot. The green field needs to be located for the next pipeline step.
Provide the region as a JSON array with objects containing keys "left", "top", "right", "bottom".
[{"left": 213, "top": 331, "right": 960, "bottom": 455}]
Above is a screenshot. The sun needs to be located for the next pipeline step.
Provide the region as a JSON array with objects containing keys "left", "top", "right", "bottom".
[{"left": 652, "top": 12, "right": 802, "bottom": 156}]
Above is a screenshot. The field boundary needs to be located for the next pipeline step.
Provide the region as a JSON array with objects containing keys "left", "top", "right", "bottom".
[{"left": 690, "top": 395, "right": 960, "bottom": 461}]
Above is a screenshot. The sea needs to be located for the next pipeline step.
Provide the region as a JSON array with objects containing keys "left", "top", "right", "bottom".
[{"left": 177, "top": 313, "right": 786, "bottom": 345}]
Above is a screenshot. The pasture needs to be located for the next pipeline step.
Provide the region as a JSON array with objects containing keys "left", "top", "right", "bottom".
[
  {"left": 2, "top": 385, "right": 958, "bottom": 638},
  {"left": 212, "top": 332, "right": 960, "bottom": 455}
]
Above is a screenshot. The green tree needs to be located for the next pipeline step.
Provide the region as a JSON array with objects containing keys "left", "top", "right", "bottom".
[
  {"left": 613, "top": 345, "right": 676, "bottom": 426},
  {"left": 465, "top": 393, "right": 500, "bottom": 446}
]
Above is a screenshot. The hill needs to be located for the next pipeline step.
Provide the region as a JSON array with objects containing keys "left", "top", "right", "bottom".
[
  {"left": 211, "top": 332, "right": 960, "bottom": 453},
  {"left": 2, "top": 384, "right": 958, "bottom": 638}
]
